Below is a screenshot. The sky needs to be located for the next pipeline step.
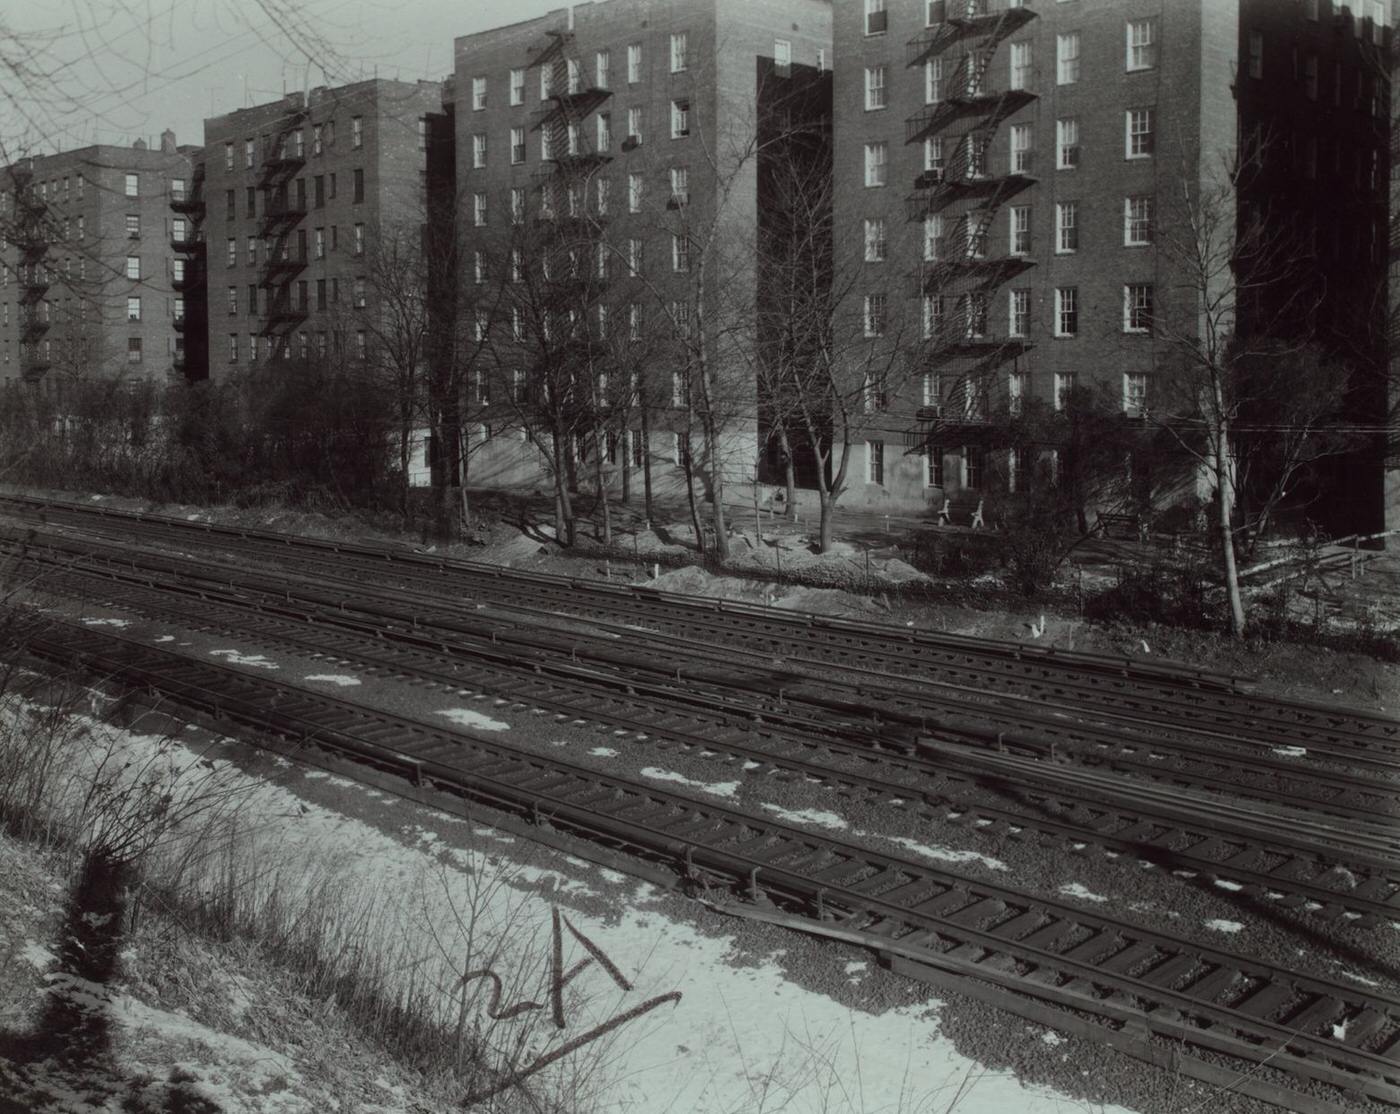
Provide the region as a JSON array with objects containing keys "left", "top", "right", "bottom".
[{"left": 3, "top": 0, "right": 567, "bottom": 156}]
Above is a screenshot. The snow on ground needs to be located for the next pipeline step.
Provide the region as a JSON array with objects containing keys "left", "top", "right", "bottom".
[
  {"left": 1270, "top": 745, "right": 1308, "bottom": 758},
  {"left": 208, "top": 649, "right": 279, "bottom": 670},
  {"left": 41, "top": 719, "right": 1139, "bottom": 1114},
  {"left": 435, "top": 707, "right": 511, "bottom": 731},
  {"left": 590, "top": 747, "right": 619, "bottom": 757},
  {"left": 640, "top": 767, "right": 739, "bottom": 798},
  {"left": 886, "top": 836, "right": 1008, "bottom": 873},
  {"left": 1212, "top": 879, "right": 1244, "bottom": 893},
  {"left": 303, "top": 674, "right": 362, "bottom": 687},
  {"left": 1203, "top": 920, "right": 1245, "bottom": 934},
  {"left": 1057, "top": 883, "right": 1109, "bottom": 903},
  {"left": 762, "top": 803, "right": 848, "bottom": 830},
  {"left": 80, "top": 618, "right": 130, "bottom": 628},
  {"left": 153, "top": 635, "right": 175, "bottom": 643}
]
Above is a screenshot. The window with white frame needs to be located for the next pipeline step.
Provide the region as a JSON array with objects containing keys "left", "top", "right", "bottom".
[
  {"left": 964, "top": 292, "right": 988, "bottom": 338},
  {"left": 224, "top": 142, "right": 234, "bottom": 170},
  {"left": 965, "top": 133, "right": 988, "bottom": 178},
  {"left": 472, "top": 76, "right": 487, "bottom": 110},
  {"left": 925, "top": 58, "right": 943, "bottom": 104},
  {"left": 865, "top": 217, "right": 887, "bottom": 262},
  {"left": 1123, "top": 284, "right": 1153, "bottom": 332},
  {"left": 510, "top": 187, "right": 524, "bottom": 224},
  {"left": 628, "top": 172, "right": 643, "bottom": 212},
  {"left": 1126, "top": 19, "right": 1157, "bottom": 71},
  {"left": 927, "top": 445, "right": 944, "bottom": 487},
  {"left": 473, "top": 193, "right": 486, "bottom": 227},
  {"left": 1054, "top": 371, "right": 1077, "bottom": 410},
  {"left": 510, "top": 68, "right": 525, "bottom": 105},
  {"left": 866, "top": 440, "right": 885, "bottom": 484},
  {"left": 473, "top": 250, "right": 486, "bottom": 285},
  {"left": 670, "top": 32, "right": 688, "bottom": 73},
  {"left": 597, "top": 178, "right": 610, "bottom": 215},
  {"left": 924, "top": 136, "right": 945, "bottom": 176},
  {"left": 627, "top": 43, "right": 642, "bottom": 83},
  {"left": 352, "top": 116, "right": 363, "bottom": 147},
  {"left": 597, "top": 112, "right": 611, "bottom": 150},
  {"left": 126, "top": 255, "right": 141, "bottom": 280},
  {"left": 1056, "top": 201, "right": 1078, "bottom": 252},
  {"left": 472, "top": 133, "right": 487, "bottom": 169},
  {"left": 1010, "top": 206, "right": 1031, "bottom": 255},
  {"left": 964, "top": 446, "right": 982, "bottom": 489},
  {"left": 541, "top": 126, "right": 554, "bottom": 160},
  {"left": 864, "top": 293, "right": 887, "bottom": 336},
  {"left": 1010, "top": 41, "right": 1033, "bottom": 90},
  {"left": 922, "top": 371, "right": 941, "bottom": 410},
  {"left": 1056, "top": 32, "right": 1080, "bottom": 84},
  {"left": 923, "top": 293, "right": 944, "bottom": 339},
  {"left": 670, "top": 166, "right": 688, "bottom": 205},
  {"left": 566, "top": 58, "right": 581, "bottom": 95},
  {"left": 1055, "top": 287, "right": 1077, "bottom": 336},
  {"left": 923, "top": 213, "right": 942, "bottom": 261},
  {"left": 1010, "top": 123, "right": 1032, "bottom": 173},
  {"left": 245, "top": 138, "right": 256, "bottom": 166},
  {"left": 864, "top": 142, "right": 888, "bottom": 187},
  {"left": 965, "top": 218, "right": 987, "bottom": 260},
  {"left": 540, "top": 65, "right": 552, "bottom": 100},
  {"left": 628, "top": 238, "right": 643, "bottom": 276},
  {"left": 127, "top": 295, "right": 141, "bottom": 322},
  {"left": 1123, "top": 372, "right": 1148, "bottom": 416},
  {"left": 627, "top": 106, "right": 643, "bottom": 145},
  {"left": 1126, "top": 108, "right": 1154, "bottom": 158},
  {"left": 1248, "top": 30, "right": 1264, "bottom": 79},
  {"left": 1008, "top": 370, "right": 1026, "bottom": 415},
  {"left": 670, "top": 99, "right": 690, "bottom": 138},
  {"left": 865, "top": 0, "right": 887, "bottom": 36},
  {"left": 865, "top": 65, "right": 888, "bottom": 109},
  {"left": 1056, "top": 117, "right": 1079, "bottom": 169},
  {"left": 672, "top": 234, "right": 690, "bottom": 272},
  {"left": 510, "top": 248, "right": 523, "bottom": 282},
  {"left": 1124, "top": 195, "right": 1153, "bottom": 245},
  {"left": 595, "top": 49, "right": 610, "bottom": 89}
]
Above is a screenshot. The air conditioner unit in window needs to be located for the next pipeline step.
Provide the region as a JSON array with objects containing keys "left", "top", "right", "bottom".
[{"left": 621, "top": 136, "right": 640, "bottom": 152}]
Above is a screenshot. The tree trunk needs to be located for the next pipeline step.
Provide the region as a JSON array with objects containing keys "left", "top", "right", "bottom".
[
  {"left": 1216, "top": 428, "right": 1246, "bottom": 638},
  {"left": 620, "top": 429, "right": 632, "bottom": 504},
  {"left": 594, "top": 425, "right": 612, "bottom": 547},
  {"left": 818, "top": 489, "right": 834, "bottom": 552},
  {"left": 783, "top": 454, "right": 797, "bottom": 521},
  {"left": 550, "top": 429, "right": 575, "bottom": 547},
  {"left": 641, "top": 411, "right": 654, "bottom": 523},
  {"left": 682, "top": 435, "right": 704, "bottom": 555}
]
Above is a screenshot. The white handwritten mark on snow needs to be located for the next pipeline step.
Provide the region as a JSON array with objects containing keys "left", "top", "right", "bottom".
[
  {"left": 436, "top": 707, "right": 510, "bottom": 731},
  {"left": 304, "top": 674, "right": 362, "bottom": 687},
  {"left": 1058, "top": 883, "right": 1108, "bottom": 903},
  {"left": 886, "top": 836, "right": 1007, "bottom": 873},
  {"left": 761, "top": 804, "right": 848, "bottom": 830},
  {"left": 209, "top": 649, "right": 278, "bottom": 670},
  {"left": 1204, "top": 919, "right": 1245, "bottom": 934},
  {"left": 1271, "top": 745, "right": 1308, "bottom": 758},
  {"left": 81, "top": 618, "right": 130, "bottom": 628},
  {"left": 641, "top": 768, "right": 739, "bottom": 798}
]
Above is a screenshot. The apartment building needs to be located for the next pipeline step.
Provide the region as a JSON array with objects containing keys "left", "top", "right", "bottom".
[
  {"left": 836, "top": 0, "right": 1392, "bottom": 530},
  {"left": 1, "top": 133, "right": 196, "bottom": 386},
  {"left": 200, "top": 79, "right": 450, "bottom": 382},
  {"left": 451, "top": 0, "right": 832, "bottom": 494}
]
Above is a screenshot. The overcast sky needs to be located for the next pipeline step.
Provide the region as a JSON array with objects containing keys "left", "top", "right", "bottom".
[{"left": 5, "top": 0, "right": 567, "bottom": 155}]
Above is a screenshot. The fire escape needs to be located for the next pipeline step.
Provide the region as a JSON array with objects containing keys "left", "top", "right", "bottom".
[
  {"left": 904, "top": 1, "right": 1037, "bottom": 440},
  {"left": 171, "top": 165, "right": 207, "bottom": 377},
  {"left": 257, "top": 107, "right": 310, "bottom": 349},
  {"left": 12, "top": 168, "right": 51, "bottom": 380}
]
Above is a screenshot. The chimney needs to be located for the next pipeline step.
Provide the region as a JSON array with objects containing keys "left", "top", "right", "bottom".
[
  {"left": 132, "top": 137, "right": 148, "bottom": 150},
  {"left": 160, "top": 128, "right": 177, "bottom": 153}
]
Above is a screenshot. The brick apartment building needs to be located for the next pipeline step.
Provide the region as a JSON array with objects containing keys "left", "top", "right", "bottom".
[
  {"left": 1, "top": 134, "right": 197, "bottom": 386},
  {"left": 199, "top": 79, "right": 449, "bottom": 383},
  {"left": 451, "top": 0, "right": 832, "bottom": 495},
  {"left": 834, "top": 0, "right": 1393, "bottom": 530}
]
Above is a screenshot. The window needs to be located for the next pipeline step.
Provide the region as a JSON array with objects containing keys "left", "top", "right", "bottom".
[
  {"left": 627, "top": 43, "right": 642, "bottom": 84},
  {"left": 1010, "top": 41, "right": 1032, "bottom": 90},
  {"left": 1126, "top": 108, "right": 1154, "bottom": 158},
  {"left": 865, "top": 65, "right": 888, "bottom": 110},
  {"left": 628, "top": 304, "right": 642, "bottom": 341},
  {"left": 1008, "top": 370, "right": 1026, "bottom": 415},
  {"left": 1124, "top": 284, "right": 1153, "bottom": 332},
  {"left": 597, "top": 112, "right": 611, "bottom": 151},
  {"left": 314, "top": 175, "right": 325, "bottom": 207},
  {"left": 927, "top": 445, "right": 944, "bottom": 488},
  {"left": 311, "top": 125, "right": 323, "bottom": 156},
  {"left": 348, "top": 118, "right": 363, "bottom": 152},
  {"left": 866, "top": 440, "right": 885, "bottom": 485},
  {"left": 774, "top": 39, "right": 791, "bottom": 76},
  {"left": 127, "top": 337, "right": 142, "bottom": 364},
  {"left": 1124, "top": 195, "right": 1153, "bottom": 245},
  {"left": 314, "top": 227, "right": 325, "bottom": 259},
  {"left": 626, "top": 106, "right": 644, "bottom": 147},
  {"left": 1305, "top": 54, "right": 1318, "bottom": 100},
  {"left": 865, "top": 0, "right": 887, "bottom": 36},
  {"left": 596, "top": 49, "right": 611, "bottom": 89},
  {"left": 670, "top": 31, "right": 688, "bottom": 73},
  {"left": 125, "top": 214, "right": 140, "bottom": 239},
  {"left": 224, "top": 142, "right": 234, "bottom": 170},
  {"left": 473, "top": 133, "right": 487, "bottom": 169},
  {"left": 628, "top": 238, "right": 643, "bottom": 276},
  {"left": 1056, "top": 32, "right": 1080, "bottom": 84},
  {"left": 864, "top": 142, "right": 888, "bottom": 187},
  {"left": 126, "top": 255, "right": 141, "bottom": 280},
  {"left": 473, "top": 193, "right": 486, "bottom": 227},
  {"left": 227, "top": 285, "right": 238, "bottom": 315},
  {"left": 1248, "top": 31, "right": 1263, "bottom": 80},
  {"left": 352, "top": 222, "right": 365, "bottom": 256},
  {"left": 865, "top": 218, "right": 887, "bottom": 262},
  {"left": 1010, "top": 124, "right": 1032, "bottom": 173},
  {"left": 1055, "top": 287, "right": 1077, "bottom": 336},
  {"left": 126, "top": 296, "right": 141, "bottom": 322},
  {"left": 566, "top": 58, "right": 581, "bottom": 95},
  {"left": 351, "top": 276, "right": 366, "bottom": 308},
  {"left": 863, "top": 293, "right": 887, "bottom": 337},
  {"left": 964, "top": 446, "right": 982, "bottom": 490},
  {"left": 472, "top": 76, "right": 487, "bottom": 111},
  {"left": 328, "top": 172, "right": 337, "bottom": 199},
  {"left": 504, "top": 68, "right": 523, "bottom": 107},
  {"left": 964, "top": 292, "right": 988, "bottom": 337},
  {"left": 1009, "top": 206, "right": 1031, "bottom": 255},
  {"left": 670, "top": 166, "right": 689, "bottom": 206},
  {"left": 922, "top": 372, "right": 941, "bottom": 412},
  {"left": 1056, "top": 201, "right": 1078, "bottom": 253},
  {"left": 596, "top": 178, "right": 610, "bottom": 215},
  {"left": 671, "top": 99, "right": 690, "bottom": 138},
  {"left": 1123, "top": 372, "right": 1148, "bottom": 417},
  {"left": 353, "top": 168, "right": 365, "bottom": 202},
  {"left": 1126, "top": 19, "right": 1157, "bottom": 71},
  {"left": 924, "top": 136, "right": 945, "bottom": 176},
  {"left": 541, "top": 126, "right": 554, "bottom": 161},
  {"left": 628, "top": 172, "right": 643, "bottom": 213},
  {"left": 1057, "top": 118, "right": 1079, "bottom": 169},
  {"left": 965, "top": 133, "right": 988, "bottom": 179},
  {"left": 925, "top": 58, "right": 943, "bottom": 104},
  {"left": 77, "top": 174, "right": 84, "bottom": 199},
  {"left": 672, "top": 234, "right": 690, "bottom": 272},
  {"left": 922, "top": 293, "right": 944, "bottom": 338},
  {"left": 356, "top": 330, "right": 367, "bottom": 360},
  {"left": 1054, "top": 372, "right": 1077, "bottom": 411}
]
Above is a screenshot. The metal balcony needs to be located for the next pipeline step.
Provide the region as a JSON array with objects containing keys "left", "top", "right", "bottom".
[
  {"left": 259, "top": 256, "right": 307, "bottom": 284},
  {"left": 171, "top": 233, "right": 206, "bottom": 253},
  {"left": 907, "top": 2, "right": 1038, "bottom": 67},
  {"left": 259, "top": 203, "right": 306, "bottom": 232},
  {"left": 21, "top": 318, "right": 50, "bottom": 341},
  {"left": 170, "top": 194, "right": 205, "bottom": 215},
  {"left": 172, "top": 270, "right": 205, "bottom": 291}
]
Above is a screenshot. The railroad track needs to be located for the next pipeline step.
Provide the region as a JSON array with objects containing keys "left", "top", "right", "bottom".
[
  {"left": 24, "top": 618, "right": 1400, "bottom": 1114},
  {"left": 13, "top": 534, "right": 1400, "bottom": 927},
  {"left": 5, "top": 492, "right": 1398, "bottom": 769}
]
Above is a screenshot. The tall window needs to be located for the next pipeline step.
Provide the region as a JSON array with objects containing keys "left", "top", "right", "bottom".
[
  {"left": 865, "top": 65, "right": 888, "bottom": 110},
  {"left": 596, "top": 112, "right": 611, "bottom": 150},
  {"left": 1056, "top": 32, "right": 1080, "bottom": 84},
  {"left": 1009, "top": 206, "right": 1031, "bottom": 255},
  {"left": 1124, "top": 195, "right": 1154, "bottom": 245},
  {"left": 224, "top": 142, "right": 234, "bottom": 170},
  {"left": 1010, "top": 124, "right": 1032, "bottom": 173},
  {"left": 126, "top": 255, "right": 141, "bottom": 279},
  {"left": 925, "top": 58, "right": 943, "bottom": 104},
  {"left": 351, "top": 116, "right": 363, "bottom": 148},
  {"left": 1056, "top": 201, "right": 1078, "bottom": 253},
  {"left": 1054, "top": 372, "right": 1077, "bottom": 412},
  {"left": 246, "top": 138, "right": 256, "bottom": 166},
  {"left": 964, "top": 292, "right": 988, "bottom": 337},
  {"left": 866, "top": 440, "right": 885, "bottom": 485},
  {"left": 1126, "top": 20, "right": 1157, "bottom": 71},
  {"left": 628, "top": 43, "right": 642, "bottom": 83},
  {"left": 473, "top": 133, "right": 487, "bottom": 169},
  {"left": 1124, "top": 284, "right": 1154, "bottom": 332},
  {"left": 1248, "top": 31, "right": 1264, "bottom": 79},
  {"left": 670, "top": 31, "right": 688, "bottom": 73},
  {"left": 1055, "top": 287, "right": 1078, "bottom": 336},
  {"left": 964, "top": 446, "right": 982, "bottom": 490},
  {"left": 473, "top": 194, "right": 486, "bottom": 227},
  {"left": 864, "top": 141, "right": 888, "bottom": 187},
  {"left": 672, "top": 234, "right": 690, "bottom": 272},
  {"left": 1305, "top": 54, "right": 1319, "bottom": 100},
  {"left": 923, "top": 213, "right": 942, "bottom": 261},
  {"left": 511, "top": 127, "right": 526, "bottom": 164},
  {"left": 1126, "top": 108, "right": 1155, "bottom": 158},
  {"left": 1123, "top": 372, "right": 1148, "bottom": 417},
  {"left": 865, "top": 0, "right": 887, "bottom": 36},
  {"left": 1057, "top": 117, "right": 1079, "bottom": 169},
  {"left": 627, "top": 106, "right": 643, "bottom": 144},
  {"left": 596, "top": 49, "right": 611, "bottom": 88},
  {"left": 227, "top": 285, "right": 238, "bottom": 315},
  {"left": 472, "top": 76, "right": 487, "bottom": 110},
  {"left": 510, "top": 68, "right": 525, "bottom": 105},
  {"left": 671, "top": 99, "right": 690, "bottom": 138},
  {"left": 1010, "top": 41, "right": 1032, "bottom": 90},
  {"left": 127, "top": 337, "right": 142, "bottom": 363},
  {"left": 1008, "top": 370, "right": 1026, "bottom": 415},
  {"left": 125, "top": 214, "right": 140, "bottom": 239},
  {"left": 927, "top": 445, "right": 944, "bottom": 488},
  {"left": 865, "top": 217, "right": 887, "bottom": 262},
  {"left": 923, "top": 293, "right": 944, "bottom": 339},
  {"left": 670, "top": 166, "right": 689, "bottom": 205},
  {"left": 510, "top": 187, "right": 525, "bottom": 224},
  {"left": 774, "top": 39, "right": 791, "bottom": 76},
  {"left": 126, "top": 295, "right": 141, "bottom": 322},
  {"left": 864, "top": 293, "right": 887, "bottom": 337},
  {"left": 123, "top": 172, "right": 139, "bottom": 198},
  {"left": 628, "top": 238, "right": 643, "bottom": 276},
  {"left": 628, "top": 172, "right": 643, "bottom": 212}
]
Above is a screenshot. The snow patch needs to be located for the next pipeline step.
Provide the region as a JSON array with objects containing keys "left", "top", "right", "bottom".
[
  {"left": 1213, "top": 879, "right": 1245, "bottom": 892},
  {"left": 641, "top": 768, "right": 739, "bottom": 798},
  {"left": 19, "top": 941, "right": 56, "bottom": 969},
  {"left": 1271, "top": 745, "right": 1308, "bottom": 758},
  {"left": 436, "top": 707, "right": 511, "bottom": 732},
  {"left": 761, "top": 803, "right": 848, "bottom": 830},
  {"left": 590, "top": 747, "right": 619, "bottom": 758},
  {"left": 1041, "top": 1031, "right": 1065, "bottom": 1047},
  {"left": 154, "top": 635, "right": 175, "bottom": 643},
  {"left": 209, "top": 649, "right": 279, "bottom": 670},
  {"left": 81, "top": 617, "right": 130, "bottom": 628},
  {"left": 1204, "top": 919, "right": 1244, "bottom": 934},
  {"left": 1058, "top": 883, "right": 1108, "bottom": 903},
  {"left": 886, "top": 836, "right": 1007, "bottom": 872},
  {"left": 304, "top": 674, "right": 361, "bottom": 687}
]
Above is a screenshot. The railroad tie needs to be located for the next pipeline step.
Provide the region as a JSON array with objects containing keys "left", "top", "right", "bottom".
[
  {"left": 1285, "top": 995, "right": 1348, "bottom": 1038},
  {"left": 1233, "top": 981, "right": 1300, "bottom": 1022}
]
